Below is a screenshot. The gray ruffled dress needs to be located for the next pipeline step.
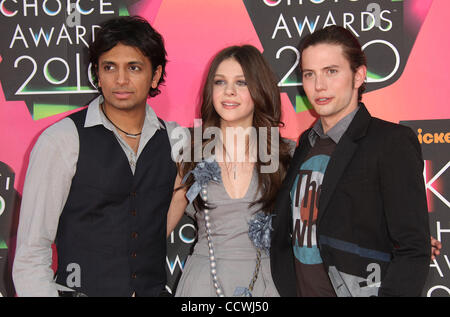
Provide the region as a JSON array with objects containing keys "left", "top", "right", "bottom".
[{"left": 174, "top": 167, "right": 280, "bottom": 297}]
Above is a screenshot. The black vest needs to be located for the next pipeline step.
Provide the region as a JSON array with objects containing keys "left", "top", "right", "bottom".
[{"left": 55, "top": 108, "right": 176, "bottom": 296}]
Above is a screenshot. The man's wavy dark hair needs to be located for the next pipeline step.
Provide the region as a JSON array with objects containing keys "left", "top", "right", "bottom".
[
  {"left": 298, "top": 25, "right": 367, "bottom": 101},
  {"left": 89, "top": 16, "right": 167, "bottom": 97}
]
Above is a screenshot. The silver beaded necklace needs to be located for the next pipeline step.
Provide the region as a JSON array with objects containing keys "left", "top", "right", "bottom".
[
  {"left": 199, "top": 183, "right": 261, "bottom": 297},
  {"left": 200, "top": 183, "right": 225, "bottom": 296}
]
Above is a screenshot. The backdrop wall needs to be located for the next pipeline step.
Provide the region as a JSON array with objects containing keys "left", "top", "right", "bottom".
[{"left": 0, "top": 0, "right": 448, "bottom": 297}]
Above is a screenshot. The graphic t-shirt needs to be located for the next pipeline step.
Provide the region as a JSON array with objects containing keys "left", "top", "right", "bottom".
[{"left": 291, "top": 137, "right": 336, "bottom": 296}]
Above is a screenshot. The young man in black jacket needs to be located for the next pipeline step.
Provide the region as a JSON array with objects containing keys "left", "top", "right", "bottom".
[{"left": 271, "top": 25, "right": 430, "bottom": 297}]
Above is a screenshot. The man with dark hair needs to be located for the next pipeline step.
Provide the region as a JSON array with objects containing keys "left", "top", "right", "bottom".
[
  {"left": 13, "top": 16, "right": 177, "bottom": 297},
  {"left": 271, "top": 25, "right": 430, "bottom": 297}
]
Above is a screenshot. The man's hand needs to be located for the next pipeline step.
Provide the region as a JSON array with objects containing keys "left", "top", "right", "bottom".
[{"left": 431, "top": 236, "right": 442, "bottom": 261}]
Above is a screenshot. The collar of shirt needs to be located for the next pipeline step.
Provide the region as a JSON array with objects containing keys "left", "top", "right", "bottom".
[
  {"left": 308, "top": 105, "right": 360, "bottom": 146},
  {"left": 83, "top": 95, "right": 165, "bottom": 158}
]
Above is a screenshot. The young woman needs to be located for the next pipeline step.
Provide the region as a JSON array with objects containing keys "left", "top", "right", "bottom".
[{"left": 166, "top": 45, "right": 293, "bottom": 297}]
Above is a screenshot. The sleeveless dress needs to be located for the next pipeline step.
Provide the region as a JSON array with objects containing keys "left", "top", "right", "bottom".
[{"left": 175, "top": 167, "right": 280, "bottom": 297}]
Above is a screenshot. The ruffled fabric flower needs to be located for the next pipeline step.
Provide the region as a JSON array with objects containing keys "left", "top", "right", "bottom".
[
  {"left": 233, "top": 287, "right": 252, "bottom": 297},
  {"left": 182, "top": 157, "right": 221, "bottom": 203},
  {"left": 248, "top": 212, "right": 273, "bottom": 255}
]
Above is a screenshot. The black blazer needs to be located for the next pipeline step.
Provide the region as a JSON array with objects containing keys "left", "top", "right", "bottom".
[{"left": 270, "top": 104, "right": 430, "bottom": 297}]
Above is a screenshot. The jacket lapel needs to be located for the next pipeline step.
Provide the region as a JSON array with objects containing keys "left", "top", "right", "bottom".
[
  {"left": 273, "top": 129, "right": 312, "bottom": 236},
  {"left": 317, "top": 135, "right": 357, "bottom": 226},
  {"left": 317, "top": 105, "right": 371, "bottom": 227},
  {"left": 284, "top": 129, "right": 312, "bottom": 192}
]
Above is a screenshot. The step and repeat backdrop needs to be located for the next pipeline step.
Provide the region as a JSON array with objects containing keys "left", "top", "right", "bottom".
[{"left": 0, "top": 0, "right": 448, "bottom": 297}]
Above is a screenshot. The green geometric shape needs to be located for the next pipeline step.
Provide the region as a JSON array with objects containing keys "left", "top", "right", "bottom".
[
  {"left": 119, "top": 6, "right": 130, "bottom": 16},
  {"left": 52, "top": 86, "right": 95, "bottom": 91},
  {"left": 33, "top": 104, "right": 79, "bottom": 120},
  {"left": 367, "top": 71, "right": 383, "bottom": 80},
  {"left": 22, "top": 86, "right": 95, "bottom": 93},
  {"left": 0, "top": 240, "right": 7, "bottom": 249},
  {"left": 295, "top": 95, "right": 313, "bottom": 113}
]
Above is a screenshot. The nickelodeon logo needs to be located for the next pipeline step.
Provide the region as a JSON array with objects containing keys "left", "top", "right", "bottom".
[{"left": 417, "top": 129, "right": 450, "bottom": 144}]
